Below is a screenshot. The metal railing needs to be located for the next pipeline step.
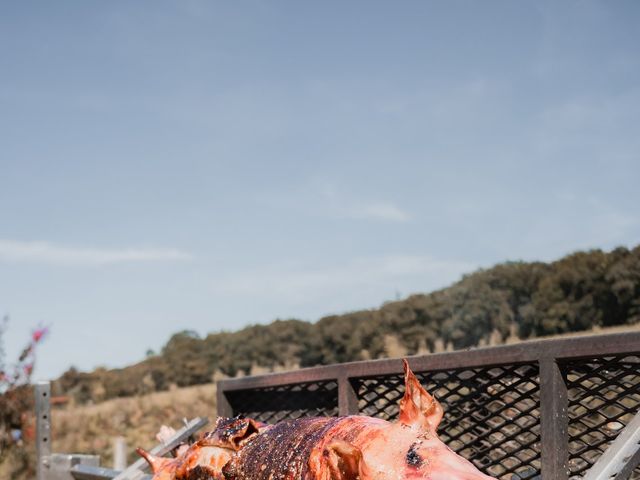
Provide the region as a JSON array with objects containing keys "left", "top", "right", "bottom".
[{"left": 216, "top": 332, "right": 640, "bottom": 480}]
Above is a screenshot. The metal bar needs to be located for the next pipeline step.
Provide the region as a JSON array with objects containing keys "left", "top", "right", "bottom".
[
  {"left": 615, "top": 448, "right": 640, "bottom": 480},
  {"left": 583, "top": 409, "right": 640, "bottom": 480},
  {"left": 112, "top": 417, "right": 208, "bottom": 480},
  {"left": 71, "top": 465, "right": 150, "bottom": 480},
  {"left": 218, "top": 363, "right": 347, "bottom": 391},
  {"left": 216, "top": 386, "right": 234, "bottom": 417},
  {"left": 338, "top": 374, "right": 358, "bottom": 416},
  {"left": 35, "top": 381, "right": 52, "bottom": 480},
  {"left": 113, "top": 437, "right": 127, "bottom": 471},
  {"left": 539, "top": 357, "right": 569, "bottom": 480},
  {"left": 218, "top": 332, "right": 640, "bottom": 392},
  {"left": 46, "top": 454, "right": 100, "bottom": 480}
]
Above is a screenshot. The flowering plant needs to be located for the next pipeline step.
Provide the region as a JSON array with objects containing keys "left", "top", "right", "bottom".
[
  {"left": 0, "top": 316, "right": 49, "bottom": 472},
  {"left": 0, "top": 320, "right": 49, "bottom": 392}
]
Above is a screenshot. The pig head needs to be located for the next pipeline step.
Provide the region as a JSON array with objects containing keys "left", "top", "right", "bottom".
[{"left": 305, "top": 359, "right": 497, "bottom": 480}]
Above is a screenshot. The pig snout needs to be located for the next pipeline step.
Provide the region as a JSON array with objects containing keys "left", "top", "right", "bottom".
[{"left": 357, "top": 432, "right": 498, "bottom": 480}]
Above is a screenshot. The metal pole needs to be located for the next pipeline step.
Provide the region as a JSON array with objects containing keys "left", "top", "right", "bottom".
[
  {"left": 539, "top": 357, "right": 569, "bottom": 480},
  {"left": 35, "top": 381, "right": 52, "bottom": 480},
  {"left": 216, "top": 385, "right": 233, "bottom": 417},
  {"left": 113, "top": 437, "right": 127, "bottom": 471},
  {"left": 338, "top": 375, "right": 359, "bottom": 416}
]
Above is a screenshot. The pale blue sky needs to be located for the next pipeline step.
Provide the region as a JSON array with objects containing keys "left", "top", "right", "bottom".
[{"left": 1, "top": 1, "right": 639, "bottom": 380}]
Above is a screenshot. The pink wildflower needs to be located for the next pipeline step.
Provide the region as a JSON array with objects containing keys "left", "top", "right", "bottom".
[{"left": 32, "top": 327, "right": 48, "bottom": 343}]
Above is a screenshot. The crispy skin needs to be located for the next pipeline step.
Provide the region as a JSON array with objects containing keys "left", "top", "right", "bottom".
[
  {"left": 222, "top": 417, "right": 382, "bottom": 480},
  {"left": 223, "top": 418, "right": 339, "bottom": 480},
  {"left": 183, "top": 465, "right": 220, "bottom": 480}
]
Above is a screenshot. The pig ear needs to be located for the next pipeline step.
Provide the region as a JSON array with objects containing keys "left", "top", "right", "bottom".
[
  {"left": 324, "top": 440, "right": 371, "bottom": 480},
  {"left": 399, "top": 359, "right": 444, "bottom": 431},
  {"left": 136, "top": 447, "right": 175, "bottom": 474}
]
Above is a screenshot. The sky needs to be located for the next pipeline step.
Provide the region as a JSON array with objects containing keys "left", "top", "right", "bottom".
[{"left": 1, "top": 1, "right": 639, "bottom": 380}]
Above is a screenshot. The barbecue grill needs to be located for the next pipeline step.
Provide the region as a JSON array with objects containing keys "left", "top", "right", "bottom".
[{"left": 35, "top": 332, "right": 640, "bottom": 480}]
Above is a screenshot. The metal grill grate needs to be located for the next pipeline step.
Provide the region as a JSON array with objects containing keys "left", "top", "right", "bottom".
[
  {"left": 225, "top": 380, "right": 339, "bottom": 424},
  {"left": 564, "top": 355, "right": 640, "bottom": 479},
  {"left": 218, "top": 335, "right": 640, "bottom": 480},
  {"left": 354, "top": 364, "right": 541, "bottom": 480}
]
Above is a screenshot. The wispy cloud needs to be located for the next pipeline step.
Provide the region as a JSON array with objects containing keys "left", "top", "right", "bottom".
[
  {"left": 211, "top": 255, "right": 475, "bottom": 303},
  {"left": 346, "top": 202, "right": 412, "bottom": 222},
  {"left": 317, "top": 183, "right": 412, "bottom": 223},
  {"left": 0, "top": 239, "right": 192, "bottom": 266}
]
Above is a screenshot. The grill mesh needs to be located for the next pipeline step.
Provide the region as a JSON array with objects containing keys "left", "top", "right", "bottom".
[
  {"left": 563, "top": 355, "right": 640, "bottom": 479},
  {"left": 224, "top": 354, "right": 640, "bottom": 479},
  {"left": 225, "top": 379, "right": 339, "bottom": 423}
]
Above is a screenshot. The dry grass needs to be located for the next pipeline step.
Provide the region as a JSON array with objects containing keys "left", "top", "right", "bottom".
[{"left": 51, "top": 383, "right": 217, "bottom": 466}]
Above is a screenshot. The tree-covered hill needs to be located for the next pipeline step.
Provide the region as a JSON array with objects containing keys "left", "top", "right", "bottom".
[{"left": 55, "top": 245, "right": 640, "bottom": 403}]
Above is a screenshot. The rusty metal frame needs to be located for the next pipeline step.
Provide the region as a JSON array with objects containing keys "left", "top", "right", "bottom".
[{"left": 217, "top": 332, "right": 640, "bottom": 480}]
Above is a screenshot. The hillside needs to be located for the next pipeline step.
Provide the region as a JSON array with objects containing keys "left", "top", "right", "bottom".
[
  {"left": 53, "top": 245, "right": 640, "bottom": 404},
  {"left": 0, "top": 383, "right": 217, "bottom": 478}
]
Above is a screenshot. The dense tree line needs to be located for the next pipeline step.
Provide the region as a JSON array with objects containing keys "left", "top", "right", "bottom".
[{"left": 54, "top": 245, "right": 640, "bottom": 403}]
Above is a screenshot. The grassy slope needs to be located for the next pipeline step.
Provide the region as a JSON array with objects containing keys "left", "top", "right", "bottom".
[{"left": 52, "top": 383, "right": 216, "bottom": 466}]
